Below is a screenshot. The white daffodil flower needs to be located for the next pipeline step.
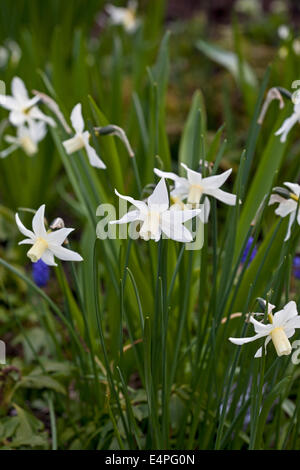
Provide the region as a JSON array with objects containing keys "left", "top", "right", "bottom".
[
  {"left": 275, "top": 102, "right": 300, "bottom": 143},
  {"left": 0, "top": 122, "right": 47, "bottom": 158},
  {"left": 106, "top": 1, "right": 139, "bottom": 33},
  {"left": 62, "top": 103, "right": 106, "bottom": 169},
  {"left": 16, "top": 204, "right": 83, "bottom": 266},
  {"left": 0, "top": 77, "right": 56, "bottom": 128},
  {"left": 269, "top": 182, "right": 300, "bottom": 241},
  {"left": 154, "top": 163, "right": 238, "bottom": 223},
  {"left": 110, "top": 178, "right": 201, "bottom": 243},
  {"left": 229, "top": 300, "right": 300, "bottom": 358}
]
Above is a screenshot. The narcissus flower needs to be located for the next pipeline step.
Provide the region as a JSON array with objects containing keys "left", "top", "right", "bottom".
[
  {"left": 0, "top": 122, "right": 47, "bottom": 158},
  {"left": 106, "top": 1, "right": 139, "bottom": 33},
  {"left": 110, "top": 178, "right": 200, "bottom": 243},
  {"left": 0, "top": 77, "right": 56, "bottom": 128},
  {"left": 16, "top": 204, "right": 83, "bottom": 266},
  {"left": 154, "top": 163, "right": 238, "bottom": 222},
  {"left": 229, "top": 300, "right": 300, "bottom": 358},
  {"left": 269, "top": 182, "right": 300, "bottom": 241},
  {"left": 275, "top": 102, "right": 300, "bottom": 143},
  {"left": 62, "top": 103, "right": 106, "bottom": 169}
]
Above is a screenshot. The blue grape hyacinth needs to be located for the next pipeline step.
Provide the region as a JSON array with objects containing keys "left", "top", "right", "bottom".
[
  {"left": 241, "top": 236, "right": 258, "bottom": 265},
  {"left": 293, "top": 255, "right": 300, "bottom": 280},
  {"left": 32, "top": 259, "right": 50, "bottom": 287}
]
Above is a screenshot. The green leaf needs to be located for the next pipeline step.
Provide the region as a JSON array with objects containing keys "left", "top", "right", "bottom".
[
  {"left": 255, "top": 376, "right": 291, "bottom": 448},
  {"left": 196, "top": 40, "right": 257, "bottom": 88},
  {"left": 11, "top": 404, "right": 48, "bottom": 449},
  {"left": 235, "top": 111, "right": 289, "bottom": 258},
  {"left": 179, "top": 90, "right": 206, "bottom": 173},
  {"left": 17, "top": 374, "right": 66, "bottom": 395}
]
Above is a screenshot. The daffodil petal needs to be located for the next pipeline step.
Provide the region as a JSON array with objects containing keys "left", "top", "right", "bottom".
[
  {"left": 285, "top": 317, "right": 300, "bottom": 330},
  {"left": 12, "top": 76, "right": 28, "bottom": 101},
  {"left": 0, "top": 95, "right": 18, "bottom": 111},
  {"left": 84, "top": 141, "right": 106, "bottom": 169},
  {"left": 19, "top": 238, "right": 34, "bottom": 245},
  {"left": 70, "top": 103, "right": 85, "bottom": 134},
  {"left": 9, "top": 110, "right": 25, "bottom": 126},
  {"left": 115, "top": 189, "right": 147, "bottom": 213},
  {"left": 229, "top": 332, "right": 268, "bottom": 345},
  {"left": 254, "top": 336, "right": 271, "bottom": 358},
  {"left": 15, "top": 213, "right": 34, "bottom": 239},
  {"left": 274, "top": 199, "right": 296, "bottom": 218},
  {"left": 47, "top": 228, "right": 74, "bottom": 245},
  {"left": 275, "top": 113, "right": 299, "bottom": 143},
  {"left": 181, "top": 163, "right": 203, "bottom": 186},
  {"left": 32, "top": 204, "right": 47, "bottom": 238},
  {"left": 29, "top": 107, "right": 56, "bottom": 127},
  {"left": 273, "top": 301, "right": 298, "bottom": 326},
  {"left": 50, "top": 245, "right": 83, "bottom": 262},
  {"left": 154, "top": 168, "right": 180, "bottom": 182},
  {"left": 110, "top": 210, "right": 140, "bottom": 225},
  {"left": 284, "top": 211, "right": 296, "bottom": 241},
  {"left": 202, "top": 169, "right": 232, "bottom": 190},
  {"left": 147, "top": 178, "right": 169, "bottom": 212},
  {"left": 41, "top": 249, "right": 57, "bottom": 266},
  {"left": 160, "top": 212, "right": 193, "bottom": 243},
  {"left": 284, "top": 182, "right": 300, "bottom": 197},
  {"left": 249, "top": 316, "right": 273, "bottom": 334},
  {"left": 205, "top": 188, "right": 237, "bottom": 206}
]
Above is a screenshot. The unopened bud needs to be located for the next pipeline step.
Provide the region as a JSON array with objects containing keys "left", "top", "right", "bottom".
[{"left": 50, "top": 217, "right": 65, "bottom": 230}]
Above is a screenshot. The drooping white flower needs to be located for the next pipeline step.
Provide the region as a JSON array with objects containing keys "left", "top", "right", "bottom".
[
  {"left": 269, "top": 182, "right": 300, "bottom": 241},
  {"left": 106, "top": 1, "right": 139, "bottom": 33},
  {"left": 154, "top": 163, "right": 238, "bottom": 223},
  {"left": 229, "top": 300, "right": 300, "bottom": 358},
  {"left": 0, "top": 121, "right": 47, "bottom": 158},
  {"left": 275, "top": 101, "right": 300, "bottom": 143},
  {"left": 62, "top": 103, "right": 106, "bottom": 169},
  {"left": 0, "top": 77, "right": 56, "bottom": 128},
  {"left": 110, "top": 178, "right": 201, "bottom": 243},
  {"left": 16, "top": 204, "right": 83, "bottom": 266}
]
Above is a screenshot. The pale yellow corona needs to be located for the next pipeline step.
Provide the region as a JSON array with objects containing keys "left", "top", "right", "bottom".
[
  {"left": 27, "top": 237, "right": 48, "bottom": 263},
  {"left": 20, "top": 136, "right": 37, "bottom": 156},
  {"left": 188, "top": 185, "right": 203, "bottom": 204},
  {"left": 270, "top": 327, "right": 292, "bottom": 356},
  {"left": 170, "top": 196, "right": 185, "bottom": 210},
  {"left": 123, "top": 9, "right": 136, "bottom": 30},
  {"left": 63, "top": 134, "right": 86, "bottom": 154},
  {"left": 140, "top": 211, "right": 160, "bottom": 241}
]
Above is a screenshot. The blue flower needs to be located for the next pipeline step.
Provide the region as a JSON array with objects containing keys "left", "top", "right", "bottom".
[
  {"left": 32, "top": 259, "right": 50, "bottom": 287},
  {"left": 241, "top": 236, "right": 257, "bottom": 265},
  {"left": 293, "top": 255, "right": 300, "bottom": 280}
]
